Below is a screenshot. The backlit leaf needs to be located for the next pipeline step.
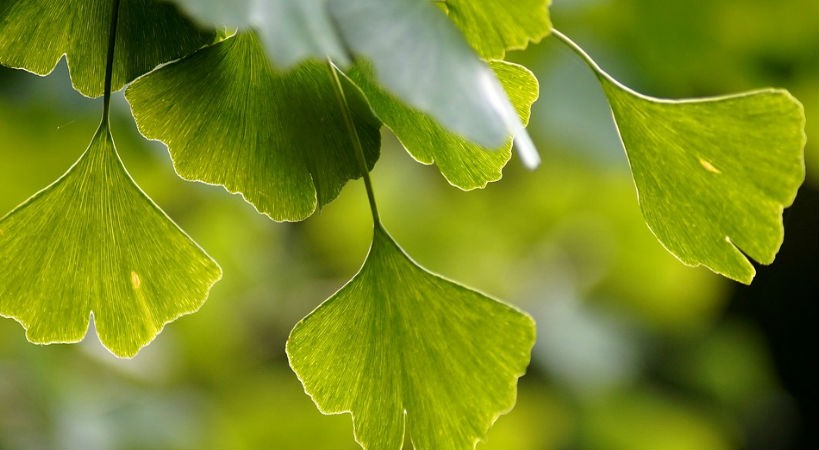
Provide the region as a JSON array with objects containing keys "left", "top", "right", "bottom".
[
  {"left": 0, "top": 123, "right": 221, "bottom": 357},
  {"left": 553, "top": 30, "right": 806, "bottom": 283},
  {"left": 601, "top": 81, "right": 805, "bottom": 283},
  {"left": 170, "top": 0, "right": 539, "bottom": 166},
  {"left": 125, "top": 31, "right": 381, "bottom": 221},
  {"left": 330, "top": 0, "right": 538, "bottom": 165},
  {"left": 0, "top": 0, "right": 214, "bottom": 97},
  {"left": 347, "top": 60, "right": 539, "bottom": 189},
  {"left": 287, "top": 226, "right": 535, "bottom": 450},
  {"left": 440, "top": 0, "right": 552, "bottom": 59}
]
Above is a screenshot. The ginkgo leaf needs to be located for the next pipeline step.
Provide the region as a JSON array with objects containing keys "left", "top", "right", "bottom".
[
  {"left": 172, "top": 0, "right": 350, "bottom": 67},
  {"left": 347, "top": 60, "right": 538, "bottom": 189},
  {"left": 0, "top": 123, "right": 221, "bottom": 358},
  {"left": 603, "top": 82, "right": 805, "bottom": 283},
  {"left": 169, "top": 0, "right": 539, "bottom": 167},
  {"left": 329, "top": 0, "right": 539, "bottom": 166},
  {"left": 0, "top": 0, "right": 214, "bottom": 98},
  {"left": 551, "top": 31, "right": 806, "bottom": 283},
  {"left": 125, "top": 31, "right": 381, "bottom": 222},
  {"left": 287, "top": 226, "right": 535, "bottom": 450},
  {"left": 439, "top": 0, "right": 552, "bottom": 59}
]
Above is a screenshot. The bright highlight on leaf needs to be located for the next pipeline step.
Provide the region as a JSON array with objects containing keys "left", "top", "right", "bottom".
[
  {"left": 169, "top": 0, "right": 541, "bottom": 168},
  {"left": 348, "top": 60, "right": 539, "bottom": 189},
  {"left": 287, "top": 226, "right": 535, "bottom": 450},
  {"left": 172, "top": 0, "right": 350, "bottom": 68},
  {"left": 552, "top": 31, "right": 806, "bottom": 284},
  {"left": 0, "top": 123, "right": 222, "bottom": 358},
  {"left": 125, "top": 31, "right": 381, "bottom": 222},
  {"left": 0, "top": 0, "right": 214, "bottom": 97},
  {"left": 441, "top": 0, "right": 552, "bottom": 59},
  {"left": 330, "top": 0, "right": 539, "bottom": 166}
]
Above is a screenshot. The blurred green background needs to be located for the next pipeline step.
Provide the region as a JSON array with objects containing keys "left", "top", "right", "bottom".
[{"left": 1, "top": 0, "right": 816, "bottom": 449}]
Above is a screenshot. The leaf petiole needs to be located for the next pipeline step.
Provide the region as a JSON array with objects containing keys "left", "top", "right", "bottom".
[
  {"left": 551, "top": 28, "right": 655, "bottom": 102},
  {"left": 102, "top": 0, "right": 122, "bottom": 124},
  {"left": 326, "top": 60, "right": 382, "bottom": 228}
]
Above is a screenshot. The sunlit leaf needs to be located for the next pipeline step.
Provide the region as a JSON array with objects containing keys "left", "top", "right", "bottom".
[
  {"left": 330, "top": 0, "right": 538, "bottom": 165},
  {"left": 600, "top": 79, "right": 805, "bottom": 283},
  {"left": 553, "top": 31, "right": 806, "bottom": 283},
  {"left": 170, "top": 0, "right": 539, "bottom": 166},
  {"left": 0, "top": 123, "right": 221, "bottom": 357},
  {"left": 440, "top": 0, "right": 552, "bottom": 59},
  {"left": 287, "top": 226, "right": 535, "bottom": 450},
  {"left": 125, "top": 31, "right": 381, "bottom": 222},
  {"left": 347, "top": 60, "right": 538, "bottom": 189},
  {"left": 0, "top": 0, "right": 214, "bottom": 97}
]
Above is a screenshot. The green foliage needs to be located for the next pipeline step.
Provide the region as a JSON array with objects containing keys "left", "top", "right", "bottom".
[
  {"left": 126, "top": 31, "right": 381, "bottom": 221},
  {"left": 328, "top": 0, "right": 535, "bottom": 155},
  {"left": 0, "top": 0, "right": 213, "bottom": 97},
  {"left": 0, "top": 0, "right": 809, "bottom": 449},
  {"left": 287, "top": 226, "right": 535, "bottom": 450},
  {"left": 442, "top": 0, "right": 552, "bottom": 59},
  {"left": 553, "top": 31, "right": 805, "bottom": 283},
  {"left": 347, "top": 60, "right": 538, "bottom": 189},
  {"left": 173, "top": 0, "right": 537, "bottom": 164},
  {"left": 0, "top": 123, "right": 221, "bottom": 357},
  {"left": 603, "top": 84, "right": 804, "bottom": 283}
]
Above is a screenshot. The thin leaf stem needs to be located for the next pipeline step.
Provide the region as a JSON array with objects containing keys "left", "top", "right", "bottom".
[
  {"left": 550, "top": 28, "right": 646, "bottom": 100},
  {"left": 102, "top": 0, "right": 122, "bottom": 124},
  {"left": 550, "top": 30, "right": 606, "bottom": 78},
  {"left": 326, "top": 60, "right": 382, "bottom": 228}
]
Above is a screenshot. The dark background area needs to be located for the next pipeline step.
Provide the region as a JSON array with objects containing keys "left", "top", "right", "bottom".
[{"left": 727, "top": 184, "right": 818, "bottom": 450}]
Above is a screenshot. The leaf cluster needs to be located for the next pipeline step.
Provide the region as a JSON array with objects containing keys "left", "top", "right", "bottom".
[{"left": 0, "top": 1, "right": 806, "bottom": 449}]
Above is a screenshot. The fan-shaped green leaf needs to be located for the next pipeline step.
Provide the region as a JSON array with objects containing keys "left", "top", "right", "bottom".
[
  {"left": 552, "top": 30, "right": 806, "bottom": 283},
  {"left": 0, "top": 0, "right": 214, "bottom": 98},
  {"left": 601, "top": 81, "right": 805, "bottom": 283},
  {"left": 287, "top": 226, "right": 535, "bottom": 450},
  {"left": 170, "top": 0, "right": 539, "bottom": 166},
  {"left": 0, "top": 123, "right": 221, "bottom": 357},
  {"left": 347, "top": 60, "right": 538, "bottom": 189},
  {"left": 440, "top": 0, "right": 552, "bottom": 59},
  {"left": 125, "top": 31, "right": 381, "bottom": 222}
]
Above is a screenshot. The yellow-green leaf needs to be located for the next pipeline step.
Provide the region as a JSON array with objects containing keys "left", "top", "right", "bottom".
[
  {"left": 347, "top": 60, "right": 539, "bottom": 189},
  {"left": 0, "top": 123, "right": 221, "bottom": 357},
  {"left": 552, "top": 31, "right": 806, "bottom": 283},
  {"left": 168, "top": 0, "right": 540, "bottom": 165},
  {"left": 125, "top": 32, "right": 381, "bottom": 222},
  {"left": 287, "top": 226, "right": 535, "bottom": 450},
  {"left": 0, "top": 0, "right": 214, "bottom": 97},
  {"left": 329, "top": 0, "right": 539, "bottom": 166},
  {"left": 603, "top": 82, "right": 805, "bottom": 283},
  {"left": 442, "top": 0, "right": 552, "bottom": 59}
]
